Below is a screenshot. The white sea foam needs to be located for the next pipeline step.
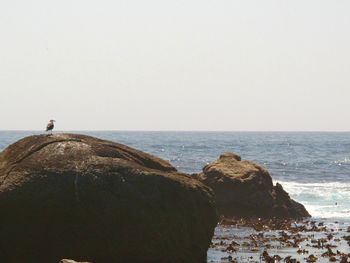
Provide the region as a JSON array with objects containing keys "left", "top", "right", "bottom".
[
  {"left": 334, "top": 157, "right": 350, "bottom": 165},
  {"left": 274, "top": 181, "right": 350, "bottom": 219}
]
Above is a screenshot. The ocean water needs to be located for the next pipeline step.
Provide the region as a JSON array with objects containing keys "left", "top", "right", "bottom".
[{"left": 0, "top": 131, "right": 349, "bottom": 219}]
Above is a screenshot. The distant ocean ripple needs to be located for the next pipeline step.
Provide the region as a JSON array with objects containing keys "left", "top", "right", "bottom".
[{"left": 1, "top": 131, "right": 349, "bottom": 219}]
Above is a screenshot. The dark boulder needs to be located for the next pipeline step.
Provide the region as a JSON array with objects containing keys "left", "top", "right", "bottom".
[
  {"left": 0, "top": 134, "right": 217, "bottom": 263},
  {"left": 196, "top": 152, "right": 310, "bottom": 219}
]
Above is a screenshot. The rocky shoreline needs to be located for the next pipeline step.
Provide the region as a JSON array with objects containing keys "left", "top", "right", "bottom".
[
  {"left": 1, "top": 133, "right": 339, "bottom": 263},
  {"left": 60, "top": 218, "right": 350, "bottom": 263}
]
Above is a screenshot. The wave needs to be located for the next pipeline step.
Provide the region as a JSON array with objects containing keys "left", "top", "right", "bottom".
[
  {"left": 274, "top": 181, "right": 350, "bottom": 219},
  {"left": 334, "top": 157, "right": 350, "bottom": 165}
]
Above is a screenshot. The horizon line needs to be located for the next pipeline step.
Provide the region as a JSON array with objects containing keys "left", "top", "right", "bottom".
[{"left": 1, "top": 129, "right": 350, "bottom": 133}]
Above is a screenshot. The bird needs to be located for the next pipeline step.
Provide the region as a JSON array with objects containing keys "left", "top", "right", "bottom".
[{"left": 46, "top": 120, "right": 55, "bottom": 134}]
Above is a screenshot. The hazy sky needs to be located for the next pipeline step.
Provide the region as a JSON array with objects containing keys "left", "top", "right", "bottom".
[{"left": 1, "top": 0, "right": 349, "bottom": 131}]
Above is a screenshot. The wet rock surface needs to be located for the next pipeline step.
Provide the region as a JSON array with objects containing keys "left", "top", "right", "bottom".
[
  {"left": 196, "top": 152, "right": 310, "bottom": 218},
  {"left": 0, "top": 133, "right": 218, "bottom": 263}
]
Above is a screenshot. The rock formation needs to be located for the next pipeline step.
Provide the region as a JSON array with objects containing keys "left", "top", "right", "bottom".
[
  {"left": 196, "top": 152, "right": 310, "bottom": 218},
  {"left": 0, "top": 134, "right": 217, "bottom": 263}
]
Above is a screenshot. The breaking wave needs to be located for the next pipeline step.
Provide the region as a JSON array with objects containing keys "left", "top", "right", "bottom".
[{"left": 275, "top": 181, "right": 350, "bottom": 219}]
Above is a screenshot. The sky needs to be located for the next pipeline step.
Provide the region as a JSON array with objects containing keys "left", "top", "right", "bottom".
[{"left": 1, "top": 0, "right": 349, "bottom": 131}]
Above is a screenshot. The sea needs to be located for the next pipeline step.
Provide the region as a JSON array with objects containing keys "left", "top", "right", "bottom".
[
  {"left": 0, "top": 131, "right": 349, "bottom": 220},
  {"left": 1, "top": 131, "right": 350, "bottom": 262}
]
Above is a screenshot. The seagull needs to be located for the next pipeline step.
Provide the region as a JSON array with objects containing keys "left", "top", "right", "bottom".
[{"left": 46, "top": 120, "right": 55, "bottom": 134}]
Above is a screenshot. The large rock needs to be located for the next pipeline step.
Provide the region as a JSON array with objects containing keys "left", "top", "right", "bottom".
[
  {"left": 196, "top": 152, "right": 310, "bottom": 219},
  {"left": 0, "top": 134, "right": 217, "bottom": 263}
]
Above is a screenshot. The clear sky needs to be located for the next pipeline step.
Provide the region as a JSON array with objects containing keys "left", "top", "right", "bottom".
[{"left": 1, "top": 0, "right": 349, "bottom": 131}]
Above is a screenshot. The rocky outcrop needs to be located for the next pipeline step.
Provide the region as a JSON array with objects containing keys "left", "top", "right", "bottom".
[
  {"left": 0, "top": 134, "right": 217, "bottom": 263},
  {"left": 196, "top": 152, "right": 310, "bottom": 219}
]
